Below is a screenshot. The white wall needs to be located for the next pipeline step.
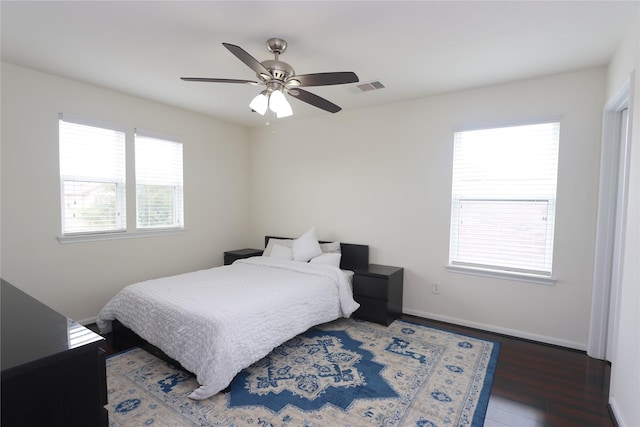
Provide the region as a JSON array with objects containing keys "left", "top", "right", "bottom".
[
  {"left": 0, "top": 61, "right": 609, "bottom": 351},
  {"left": 0, "top": 62, "right": 251, "bottom": 322},
  {"left": 605, "top": 23, "right": 640, "bottom": 427},
  {"left": 249, "top": 68, "right": 606, "bottom": 349}
]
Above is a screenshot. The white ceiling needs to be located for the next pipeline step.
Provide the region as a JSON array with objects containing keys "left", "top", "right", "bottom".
[{"left": 1, "top": 1, "right": 638, "bottom": 128}]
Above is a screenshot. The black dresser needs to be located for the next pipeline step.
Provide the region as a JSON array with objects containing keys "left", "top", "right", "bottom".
[{"left": 1, "top": 279, "right": 108, "bottom": 427}]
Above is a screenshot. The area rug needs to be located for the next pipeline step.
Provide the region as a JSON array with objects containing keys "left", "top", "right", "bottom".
[{"left": 106, "top": 318, "right": 500, "bottom": 427}]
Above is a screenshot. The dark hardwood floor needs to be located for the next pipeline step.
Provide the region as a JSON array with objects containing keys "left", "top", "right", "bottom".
[
  {"left": 402, "top": 315, "right": 615, "bottom": 427},
  {"left": 91, "top": 315, "right": 615, "bottom": 427}
]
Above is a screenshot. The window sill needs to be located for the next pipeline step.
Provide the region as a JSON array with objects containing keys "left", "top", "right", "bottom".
[
  {"left": 445, "top": 264, "right": 556, "bottom": 285},
  {"left": 57, "top": 228, "right": 186, "bottom": 244}
]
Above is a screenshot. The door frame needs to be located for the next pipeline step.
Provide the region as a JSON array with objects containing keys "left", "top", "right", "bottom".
[{"left": 588, "top": 76, "right": 633, "bottom": 360}]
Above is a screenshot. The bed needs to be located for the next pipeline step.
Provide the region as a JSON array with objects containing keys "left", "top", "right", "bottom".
[{"left": 97, "top": 232, "right": 368, "bottom": 400}]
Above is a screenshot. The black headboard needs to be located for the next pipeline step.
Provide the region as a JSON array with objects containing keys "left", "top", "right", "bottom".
[{"left": 264, "top": 236, "right": 369, "bottom": 271}]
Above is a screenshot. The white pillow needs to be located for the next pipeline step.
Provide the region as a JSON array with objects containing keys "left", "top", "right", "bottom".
[
  {"left": 319, "top": 241, "right": 341, "bottom": 253},
  {"left": 263, "top": 238, "right": 293, "bottom": 257},
  {"left": 309, "top": 252, "right": 342, "bottom": 267},
  {"left": 270, "top": 244, "right": 293, "bottom": 260},
  {"left": 293, "top": 227, "right": 323, "bottom": 262}
]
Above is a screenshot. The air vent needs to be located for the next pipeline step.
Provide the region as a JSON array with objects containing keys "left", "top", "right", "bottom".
[{"left": 350, "top": 80, "right": 385, "bottom": 94}]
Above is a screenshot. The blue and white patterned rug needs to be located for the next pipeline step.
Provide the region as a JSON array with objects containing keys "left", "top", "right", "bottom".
[{"left": 106, "top": 318, "right": 499, "bottom": 427}]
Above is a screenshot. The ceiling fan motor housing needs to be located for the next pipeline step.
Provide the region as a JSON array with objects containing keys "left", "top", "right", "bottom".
[{"left": 260, "top": 59, "right": 294, "bottom": 82}]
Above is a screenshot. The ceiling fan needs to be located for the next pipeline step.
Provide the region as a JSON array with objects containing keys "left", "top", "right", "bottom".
[{"left": 181, "top": 38, "right": 359, "bottom": 118}]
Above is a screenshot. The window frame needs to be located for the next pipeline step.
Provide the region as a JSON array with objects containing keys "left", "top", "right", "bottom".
[
  {"left": 134, "top": 129, "right": 184, "bottom": 231},
  {"left": 58, "top": 114, "right": 127, "bottom": 236},
  {"left": 447, "top": 119, "right": 560, "bottom": 285},
  {"left": 57, "top": 115, "right": 186, "bottom": 244}
]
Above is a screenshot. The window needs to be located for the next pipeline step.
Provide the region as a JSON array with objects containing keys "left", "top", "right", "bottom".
[
  {"left": 135, "top": 131, "right": 184, "bottom": 229},
  {"left": 59, "top": 114, "right": 126, "bottom": 234},
  {"left": 58, "top": 115, "right": 185, "bottom": 241},
  {"left": 449, "top": 122, "right": 560, "bottom": 277}
]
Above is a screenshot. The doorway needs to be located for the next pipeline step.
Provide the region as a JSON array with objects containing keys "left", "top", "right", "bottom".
[{"left": 588, "top": 80, "right": 631, "bottom": 361}]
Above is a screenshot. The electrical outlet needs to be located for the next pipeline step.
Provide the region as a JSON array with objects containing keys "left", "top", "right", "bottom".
[{"left": 432, "top": 281, "right": 441, "bottom": 294}]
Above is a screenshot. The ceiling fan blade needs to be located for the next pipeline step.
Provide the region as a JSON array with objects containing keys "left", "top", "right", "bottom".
[
  {"left": 222, "top": 43, "right": 272, "bottom": 78},
  {"left": 287, "top": 88, "right": 341, "bottom": 113},
  {"left": 290, "top": 72, "right": 359, "bottom": 87},
  {"left": 181, "top": 77, "right": 260, "bottom": 85}
]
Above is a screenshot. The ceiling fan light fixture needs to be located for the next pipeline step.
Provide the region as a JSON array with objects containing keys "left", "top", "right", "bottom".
[
  {"left": 249, "top": 91, "right": 269, "bottom": 115},
  {"left": 268, "top": 89, "right": 292, "bottom": 117},
  {"left": 276, "top": 100, "right": 293, "bottom": 118}
]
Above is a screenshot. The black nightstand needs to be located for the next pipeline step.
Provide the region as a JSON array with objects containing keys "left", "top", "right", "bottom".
[
  {"left": 352, "top": 264, "right": 403, "bottom": 326},
  {"left": 224, "top": 248, "right": 263, "bottom": 265}
]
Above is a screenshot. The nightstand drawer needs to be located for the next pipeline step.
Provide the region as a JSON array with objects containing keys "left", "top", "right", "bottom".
[
  {"left": 353, "top": 276, "right": 388, "bottom": 300},
  {"left": 353, "top": 296, "right": 389, "bottom": 325}
]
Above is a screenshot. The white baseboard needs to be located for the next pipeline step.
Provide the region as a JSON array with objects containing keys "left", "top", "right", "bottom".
[
  {"left": 608, "top": 397, "right": 624, "bottom": 427},
  {"left": 403, "top": 308, "right": 586, "bottom": 351},
  {"left": 82, "top": 309, "right": 586, "bottom": 350}
]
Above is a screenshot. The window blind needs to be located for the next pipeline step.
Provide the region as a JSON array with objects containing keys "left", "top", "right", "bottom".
[
  {"left": 449, "top": 122, "right": 560, "bottom": 275},
  {"left": 135, "top": 130, "right": 184, "bottom": 229},
  {"left": 59, "top": 114, "right": 126, "bottom": 234}
]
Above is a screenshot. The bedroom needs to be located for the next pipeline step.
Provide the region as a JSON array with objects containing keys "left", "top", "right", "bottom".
[{"left": 1, "top": 1, "right": 638, "bottom": 426}]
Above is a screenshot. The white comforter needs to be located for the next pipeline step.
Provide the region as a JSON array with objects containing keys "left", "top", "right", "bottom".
[{"left": 96, "top": 257, "right": 359, "bottom": 400}]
